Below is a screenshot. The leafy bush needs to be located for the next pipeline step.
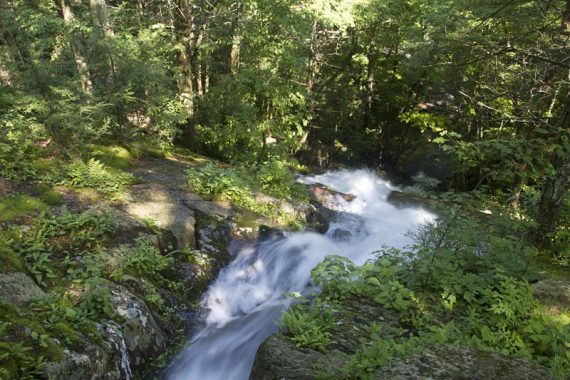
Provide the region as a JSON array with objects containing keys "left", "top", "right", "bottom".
[
  {"left": 256, "top": 159, "right": 296, "bottom": 198},
  {"left": 187, "top": 163, "right": 250, "bottom": 202},
  {"left": 303, "top": 210, "right": 569, "bottom": 377}
]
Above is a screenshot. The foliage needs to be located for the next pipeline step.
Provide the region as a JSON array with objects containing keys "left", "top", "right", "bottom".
[
  {"left": 280, "top": 298, "right": 334, "bottom": 352},
  {"left": 60, "top": 158, "right": 135, "bottom": 196},
  {"left": 187, "top": 163, "right": 251, "bottom": 202},
  {"left": 302, "top": 209, "right": 570, "bottom": 377},
  {"left": 256, "top": 159, "right": 307, "bottom": 200},
  {"left": 8, "top": 208, "right": 115, "bottom": 285},
  {"left": 187, "top": 163, "right": 304, "bottom": 225}
]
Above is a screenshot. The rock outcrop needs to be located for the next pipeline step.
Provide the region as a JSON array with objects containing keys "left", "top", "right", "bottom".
[{"left": 0, "top": 272, "right": 45, "bottom": 307}]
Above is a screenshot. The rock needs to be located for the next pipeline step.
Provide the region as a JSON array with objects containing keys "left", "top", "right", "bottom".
[
  {"left": 375, "top": 345, "right": 554, "bottom": 379},
  {"left": 124, "top": 184, "right": 196, "bottom": 249},
  {"left": 0, "top": 272, "right": 45, "bottom": 306},
  {"left": 43, "top": 341, "right": 121, "bottom": 380},
  {"left": 533, "top": 279, "right": 570, "bottom": 312},
  {"left": 310, "top": 183, "right": 356, "bottom": 207},
  {"left": 330, "top": 227, "right": 353, "bottom": 242},
  {"left": 250, "top": 334, "right": 346, "bottom": 380},
  {"left": 258, "top": 225, "right": 285, "bottom": 241},
  {"left": 387, "top": 190, "right": 440, "bottom": 211},
  {"left": 109, "top": 283, "right": 167, "bottom": 372},
  {"left": 181, "top": 198, "right": 233, "bottom": 220}
]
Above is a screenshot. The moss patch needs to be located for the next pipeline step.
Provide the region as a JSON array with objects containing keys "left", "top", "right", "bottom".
[
  {"left": 40, "top": 189, "right": 64, "bottom": 206},
  {"left": 30, "top": 157, "right": 60, "bottom": 175},
  {"left": 0, "top": 195, "right": 49, "bottom": 223},
  {"left": 0, "top": 243, "right": 24, "bottom": 272},
  {"left": 89, "top": 145, "right": 135, "bottom": 170}
]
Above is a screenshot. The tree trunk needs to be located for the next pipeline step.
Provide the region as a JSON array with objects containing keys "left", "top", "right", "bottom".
[
  {"left": 60, "top": 0, "right": 93, "bottom": 96},
  {"left": 535, "top": 94, "right": 570, "bottom": 246},
  {"left": 509, "top": 164, "right": 526, "bottom": 210},
  {"left": 229, "top": 2, "right": 243, "bottom": 75},
  {"left": 89, "top": 0, "right": 113, "bottom": 36},
  {"left": 175, "top": 0, "right": 195, "bottom": 112}
]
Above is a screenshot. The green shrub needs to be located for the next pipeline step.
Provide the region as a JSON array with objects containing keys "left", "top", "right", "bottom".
[
  {"left": 305, "top": 210, "right": 569, "bottom": 377},
  {"left": 256, "top": 159, "right": 297, "bottom": 199}
]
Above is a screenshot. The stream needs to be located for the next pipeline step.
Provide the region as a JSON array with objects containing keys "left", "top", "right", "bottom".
[{"left": 165, "top": 169, "right": 435, "bottom": 380}]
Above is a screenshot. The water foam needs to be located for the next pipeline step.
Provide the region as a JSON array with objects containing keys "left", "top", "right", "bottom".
[{"left": 166, "top": 169, "right": 435, "bottom": 380}]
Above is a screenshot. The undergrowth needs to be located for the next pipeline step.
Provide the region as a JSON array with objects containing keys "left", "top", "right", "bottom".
[
  {"left": 0, "top": 207, "right": 186, "bottom": 378},
  {"left": 281, "top": 204, "right": 570, "bottom": 378},
  {"left": 186, "top": 161, "right": 308, "bottom": 225}
]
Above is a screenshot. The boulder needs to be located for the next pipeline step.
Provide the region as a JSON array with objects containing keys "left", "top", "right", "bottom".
[
  {"left": 43, "top": 339, "right": 121, "bottom": 380},
  {"left": 375, "top": 345, "right": 553, "bottom": 379},
  {"left": 109, "top": 283, "right": 167, "bottom": 372},
  {"left": 0, "top": 272, "right": 45, "bottom": 307},
  {"left": 124, "top": 184, "right": 196, "bottom": 249},
  {"left": 250, "top": 334, "right": 345, "bottom": 380},
  {"left": 533, "top": 279, "right": 570, "bottom": 313}
]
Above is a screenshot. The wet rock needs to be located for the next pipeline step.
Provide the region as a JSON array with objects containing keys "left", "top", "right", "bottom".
[
  {"left": 387, "top": 190, "right": 440, "bottom": 212},
  {"left": 310, "top": 183, "right": 356, "bottom": 207},
  {"left": 330, "top": 227, "right": 353, "bottom": 242},
  {"left": 0, "top": 272, "right": 45, "bottom": 307},
  {"left": 375, "top": 345, "right": 554, "bottom": 379},
  {"left": 250, "top": 334, "right": 345, "bottom": 380},
  {"left": 109, "top": 283, "right": 167, "bottom": 372},
  {"left": 258, "top": 225, "right": 285, "bottom": 241}
]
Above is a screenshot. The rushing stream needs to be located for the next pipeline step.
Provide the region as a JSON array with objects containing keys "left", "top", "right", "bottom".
[{"left": 166, "top": 169, "right": 435, "bottom": 380}]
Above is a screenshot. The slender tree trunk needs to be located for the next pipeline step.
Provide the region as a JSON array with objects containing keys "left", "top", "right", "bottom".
[
  {"left": 229, "top": 2, "right": 243, "bottom": 75},
  {"left": 196, "top": 63, "right": 203, "bottom": 97},
  {"left": 135, "top": 0, "right": 145, "bottom": 22},
  {"left": 509, "top": 163, "right": 526, "bottom": 210},
  {"left": 176, "top": 0, "right": 195, "bottom": 112},
  {"left": 60, "top": 0, "right": 93, "bottom": 96},
  {"left": 535, "top": 94, "right": 570, "bottom": 246}
]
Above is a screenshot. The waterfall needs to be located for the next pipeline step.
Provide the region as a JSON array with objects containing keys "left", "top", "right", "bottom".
[{"left": 166, "top": 169, "right": 435, "bottom": 380}]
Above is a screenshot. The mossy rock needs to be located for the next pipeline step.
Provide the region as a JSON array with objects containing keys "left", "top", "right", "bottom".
[
  {"left": 0, "top": 195, "right": 49, "bottom": 223},
  {"left": 40, "top": 189, "right": 64, "bottom": 206},
  {"left": 127, "top": 141, "right": 166, "bottom": 159},
  {"left": 89, "top": 145, "right": 135, "bottom": 170},
  {"left": 30, "top": 157, "right": 60, "bottom": 175},
  {"left": 375, "top": 345, "right": 554, "bottom": 379},
  {"left": 0, "top": 272, "right": 45, "bottom": 307},
  {"left": 0, "top": 243, "right": 24, "bottom": 272},
  {"left": 250, "top": 334, "right": 346, "bottom": 380}
]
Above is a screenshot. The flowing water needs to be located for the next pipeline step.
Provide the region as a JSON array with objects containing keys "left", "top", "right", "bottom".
[{"left": 166, "top": 169, "right": 435, "bottom": 380}]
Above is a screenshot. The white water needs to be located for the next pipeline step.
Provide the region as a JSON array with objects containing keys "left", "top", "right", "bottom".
[{"left": 166, "top": 169, "right": 435, "bottom": 380}]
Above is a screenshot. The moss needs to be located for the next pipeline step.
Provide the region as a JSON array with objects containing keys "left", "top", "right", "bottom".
[
  {"left": 0, "top": 243, "right": 24, "bottom": 272},
  {"left": 19, "top": 319, "right": 46, "bottom": 335},
  {"left": 127, "top": 141, "right": 166, "bottom": 159},
  {"left": 89, "top": 145, "right": 135, "bottom": 170},
  {"left": 0, "top": 301, "right": 18, "bottom": 322},
  {"left": 51, "top": 322, "right": 80, "bottom": 345},
  {"left": 30, "top": 157, "right": 59, "bottom": 175},
  {"left": 41, "top": 341, "right": 65, "bottom": 362},
  {"left": 40, "top": 189, "right": 64, "bottom": 206},
  {"left": 0, "top": 195, "right": 49, "bottom": 223}
]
